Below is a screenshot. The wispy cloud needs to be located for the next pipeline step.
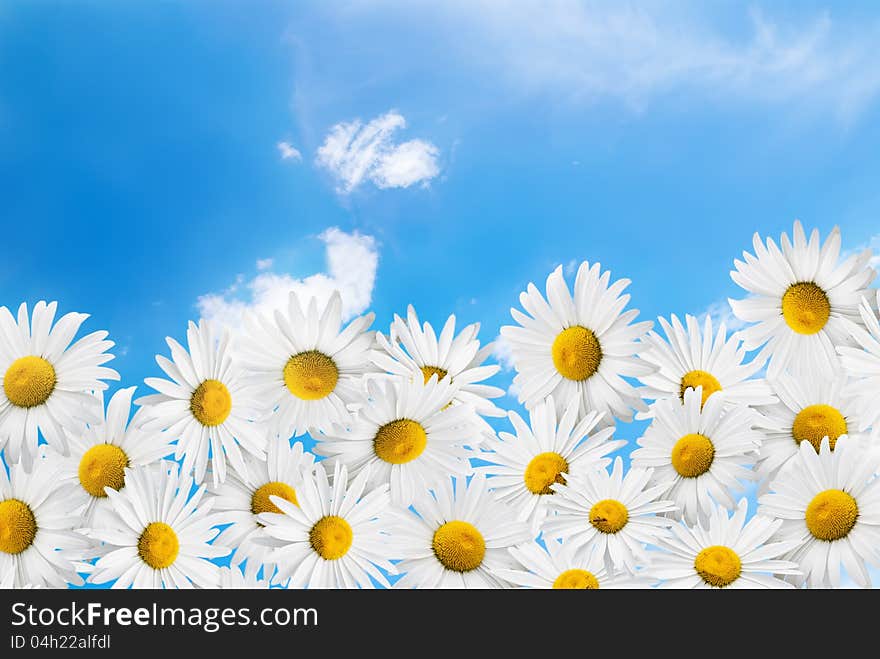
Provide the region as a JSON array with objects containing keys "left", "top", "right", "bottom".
[
  {"left": 255, "top": 258, "right": 274, "bottom": 271},
  {"left": 699, "top": 299, "right": 748, "bottom": 333},
  {"left": 277, "top": 141, "right": 302, "bottom": 161}
]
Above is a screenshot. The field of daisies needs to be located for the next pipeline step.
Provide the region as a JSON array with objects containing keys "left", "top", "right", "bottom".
[{"left": 1, "top": 220, "right": 879, "bottom": 590}]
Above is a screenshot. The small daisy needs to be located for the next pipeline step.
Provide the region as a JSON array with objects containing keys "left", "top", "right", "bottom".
[
  {"left": 500, "top": 262, "right": 654, "bottom": 425},
  {"left": 314, "top": 376, "right": 479, "bottom": 506},
  {"left": 89, "top": 462, "right": 227, "bottom": 589},
  {"left": 478, "top": 394, "right": 626, "bottom": 530},
  {"left": 392, "top": 474, "right": 532, "bottom": 588},
  {"left": 637, "top": 313, "right": 775, "bottom": 414},
  {"left": 542, "top": 457, "right": 676, "bottom": 574},
  {"left": 631, "top": 387, "right": 762, "bottom": 524},
  {"left": 238, "top": 291, "right": 376, "bottom": 439},
  {"left": 258, "top": 462, "right": 395, "bottom": 589},
  {"left": 838, "top": 290, "right": 880, "bottom": 439},
  {"left": 652, "top": 499, "right": 801, "bottom": 589},
  {"left": 758, "top": 437, "right": 880, "bottom": 588},
  {"left": 0, "top": 301, "right": 119, "bottom": 467},
  {"left": 218, "top": 565, "right": 271, "bottom": 589},
  {"left": 210, "top": 440, "right": 314, "bottom": 579},
  {"left": 729, "top": 221, "right": 875, "bottom": 378},
  {"left": 136, "top": 320, "right": 267, "bottom": 486}
]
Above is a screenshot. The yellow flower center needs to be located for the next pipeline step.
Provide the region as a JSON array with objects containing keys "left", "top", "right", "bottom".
[
  {"left": 694, "top": 545, "right": 742, "bottom": 588},
  {"left": 138, "top": 522, "right": 179, "bottom": 569},
  {"left": 781, "top": 282, "right": 831, "bottom": 335},
  {"left": 551, "top": 326, "right": 603, "bottom": 381},
  {"left": 251, "top": 481, "right": 298, "bottom": 515},
  {"left": 792, "top": 404, "right": 847, "bottom": 452},
  {"left": 432, "top": 520, "right": 486, "bottom": 572},
  {"left": 189, "top": 379, "right": 232, "bottom": 427},
  {"left": 679, "top": 370, "right": 722, "bottom": 407},
  {"left": 283, "top": 351, "right": 339, "bottom": 401},
  {"left": 589, "top": 499, "right": 629, "bottom": 534},
  {"left": 420, "top": 365, "right": 448, "bottom": 383},
  {"left": 805, "top": 489, "right": 858, "bottom": 541},
  {"left": 373, "top": 419, "right": 428, "bottom": 465},
  {"left": 523, "top": 452, "right": 569, "bottom": 495},
  {"left": 552, "top": 569, "right": 600, "bottom": 589},
  {"left": 0, "top": 499, "right": 37, "bottom": 555},
  {"left": 671, "top": 433, "right": 715, "bottom": 478},
  {"left": 78, "top": 444, "right": 129, "bottom": 498},
  {"left": 3, "top": 356, "right": 56, "bottom": 408},
  {"left": 309, "top": 515, "right": 353, "bottom": 560}
]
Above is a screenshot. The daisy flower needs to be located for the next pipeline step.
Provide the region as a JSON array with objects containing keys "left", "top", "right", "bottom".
[
  {"left": 729, "top": 221, "right": 875, "bottom": 378},
  {"left": 218, "top": 565, "right": 271, "bottom": 589},
  {"left": 136, "top": 320, "right": 267, "bottom": 486},
  {"left": 542, "top": 457, "right": 676, "bottom": 574},
  {"left": 758, "top": 437, "right": 880, "bottom": 588},
  {"left": 500, "top": 262, "right": 654, "bottom": 425},
  {"left": 392, "top": 474, "right": 532, "bottom": 588},
  {"left": 89, "top": 462, "right": 226, "bottom": 589},
  {"left": 314, "top": 376, "right": 479, "bottom": 506},
  {"left": 258, "top": 462, "right": 395, "bottom": 589},
  {"left": 630, "top": 387, "right": 762, "bottom": 524},
  {"left": 652, "top": 499, "right": 801, "bottom": 588},
  {"left": 0, "top": 301, "right": 118, "bottom": 467},
  {"left": 838, "top": 290, "right": 880, "bottom": 439},
  {"left": 238, "top": 291, "right": 376, "bottom": 439},
  {"left": 478, "top": 394, "right": 626, "bottom": 530}
]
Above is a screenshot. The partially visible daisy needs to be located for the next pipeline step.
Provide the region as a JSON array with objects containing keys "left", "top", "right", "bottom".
[
  {"left": 637, "top": 313, "right": 775, "bottom": 414},
  {"left": 543, "top": 457, "right": 676, "bottom": 574},
  {"left": 392, "top": 475, "right": 532, "bottom": 588},
  {"left": 0, "top": 301, "right": 119, "bottom": 467},
  {"left": 652, "top": 499, "right": 801, "bottom": 589},
  {"left": 239, "top": 291, "right": 376, "bottom": 438},
  {"left": 478, "top": 394, "right": 625, "bottom": 530},
  {"left": 218, "top": 566, "right": 271, "bottom": 589},
  {"left": 136, "top": 320, "right": 267, "bottom": 486},
  {"left": 258, "top": 462, "right": 395, "bottom": 589},
  {"left": 500, "top": 262, "right": 654, "bottom": 425},
  {"left": 89, "top": 462, "right": 226, "bottom": 589},
  {"left": 631, "top": 387, "right": 761, "bottom": 524},
  {"left": 838, "top": 290, "right": 880, "bottom": 439},
  {"left": 210, "top": 440, "right": 314, "bottom": 579},
  {"left": 759, "top": 437, "right": 880, "bottom": 588},
  {"left": 314, "top": 376, "right": 478, "bottom": 506},
  {"left": 729, "top": 221, "right": 875, "bottom": 378}
]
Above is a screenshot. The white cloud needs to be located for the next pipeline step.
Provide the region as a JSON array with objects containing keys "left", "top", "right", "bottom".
[
  {"left": 277, "top": 141, "right": 302, "bottom": 161},
  {"left": 699, "top": 299, "right": 748, "bottom": 333},
  {"left": 491, "top": 334, "right": 516, "bottom": 371},
  {"left": 255, "top": 258, "right": 274, "bottom": 271},
  {"left": 316, "top": 110, "right": 440, "bottom": 193},
  {"left": 197, "top": 227, "right": 379, "bottom": 329}
]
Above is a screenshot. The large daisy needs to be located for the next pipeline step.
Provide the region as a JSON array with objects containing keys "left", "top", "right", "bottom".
[
  {"left": 729, "top": 221, "right": 875, "bottom": 378},
  {"left": 258, "top": 462, "right": 395, "bottom": 589},
  {"left": 838, "top": 290, "right": 880, "bottom": 439},
  {"left": 652, "top": 499, "right": 801, "bottom": 589},
  {"left": 0, "top": 301, "right": 118, "bottom": 467},
  {"left": 500, "top": 262, "right": 654, "bottom": 425},
  {"left": 136, "top": 320, "right": 267, "bottom": 487},
  {"left": 478, "top": 394, "right": 625, "bottom": 530},
  {"left": 314, "top": 376, "right": 478, "bottom": 506},
  {"left": 238, "top": 291, "right": 376, "bottom": 439},
  {"left": 630, "top": 387, "right": 762, "bottom": 524},
  {"left": 542, "top": 457, "right": 676, "bottom": 574},
  {"left": 88, "top": 462, "right": 226, "bottom": 589},
  {"left": 392, "top": 475, "right": 532, "bottom": 588},
  {"left": 758, "top": 437, "right": 880, "bottom": 588}
]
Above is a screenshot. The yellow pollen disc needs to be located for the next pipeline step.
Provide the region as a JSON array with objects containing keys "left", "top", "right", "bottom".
[
  {"left": 373, "top": 419, "right": 428, "bottom": 465},
  {"left": 189, "top": 379, "right": 232, "bottom": 427},
  {"left": 551, "top": 326, "right": 603, "bottom": 382},
  {"left": 805, "top": 489, "right": 858, "bottom": 541},
  {"left": 671, "top": 433, "right": 715, "bottom": 478},
  {"left": 138, "top": 522, "right": 179, "bottom": 569},
  {"left": 781, "top": 282, "right": 831, "bottom": 335},
  {"left": 3, "top": 356, "right": 56, "bottom": 408},
  {"left": 432, "top": 520, "right": 486, "bottom": 572},
  {"left": 283, "top": 351, "right": 339, "bottom": 401},
  {"left": 251, "top": 481, "right": 298, "bottom": 515},
  {"left": 78, "top": 444, "right": 129, "bottom": 498},
  {"left": 679, "top": 370, "right": 722, "bottom": 406},
  {"left": 553, "top": 569, "right": 600, "bottom": 589},
  {"left": 589, "top": 499, "right": 629, "bottom": 534},
  {"left": 694, "top": 545, "right": 742, "bottom": 588},
  {"left": 524, "top": 452, "right": 569, "bottom": 495},
  {"left": 309, "top": 515, "right": 353, "bottom": 560},
  {"left": 0, "top": 499, "right": 37, "bottom": 555},
  {"left": 420, "top": 365, "right": 448, "bottom": 383},
  {"left": 792, "top": 404, "right": 847, "bottom": 452}
]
